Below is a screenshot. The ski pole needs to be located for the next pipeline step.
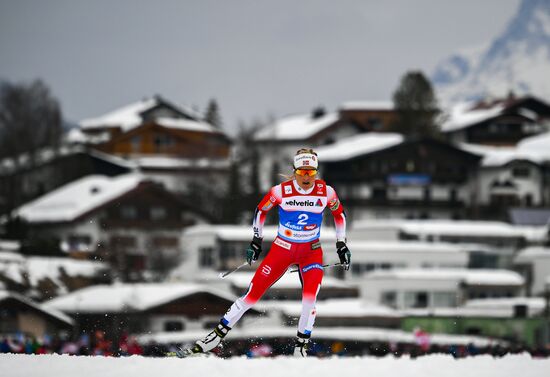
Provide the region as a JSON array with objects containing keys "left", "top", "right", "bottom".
[
  {"left": 288, "top": 262, "right": 344, "bottom": 273},
  {"left": 218, "top": 261, "right": 249, "bottom": 279}
]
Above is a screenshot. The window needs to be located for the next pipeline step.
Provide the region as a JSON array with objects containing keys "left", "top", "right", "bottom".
[
  {"left": 121, "top": 206, "right": 137, "bottom": 219},
  {"left": 154, "top": 134, "right": 174, "bottom": 152},
  {"left": 131, "top": 136, "right": 141, "bottom": 152},
  {"left": 404, "top": 291, "right": 428, "bottom": 308},
  {"left": 423, "top": 187, "right": 431, "bottom": 202},
  {"left": 512, "top": 167, "right": 530, "bottom": 178},
  {"left": 449, "top": 188, "right": 458, "bottom": 202},
  {"left": 67, "top": 234, "right": 93, "bottom": 251},
  {"left": 433, "top": 292, "right": 457, "bottom": 307},
  {"left": 164, "top": 321, "right": 184, "bottom": 332},
  {"left": 151, "top": 206, "right": 167, "bottom": 221},
  {"left": 368, "top": 117, "right": 383, "bottom": 130},
  {"left": 152, "top": 236, "right": 178, "bottom": 248},
  {"left": 199, "top": 247, "right": 215, "bottom": 267},
  {"left": 372, "top": 187, "right": 387, "bottom": 200},
  {"left": 381, "top": 291, "right": 397, "bottom": 308}
]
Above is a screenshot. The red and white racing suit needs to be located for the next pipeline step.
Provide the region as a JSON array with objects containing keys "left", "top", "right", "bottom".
[{"left": 221, "top": 178, "right": 346, "bottom": 338}]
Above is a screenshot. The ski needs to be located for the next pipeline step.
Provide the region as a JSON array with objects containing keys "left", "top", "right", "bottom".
[{"left": 167, "top": 344, "right": 211, "bottom": 358}]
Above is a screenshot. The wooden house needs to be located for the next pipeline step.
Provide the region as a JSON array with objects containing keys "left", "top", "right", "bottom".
[
  {"left": 442, "top": 95, "right": 550, "bottom": 146},
  {"left": 78, "top": 95, "right": 232, "bottom": 193},
  {"left": 317, "top": 134, "right": 482, "bottom": 221},
  {"left": 14, "top": 174, "right": 211, "bottom": 281}
]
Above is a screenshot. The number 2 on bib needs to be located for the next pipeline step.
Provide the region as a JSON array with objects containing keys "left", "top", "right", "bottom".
[{"left": 297, "top": 214, "right": 309, "bottom": 225}]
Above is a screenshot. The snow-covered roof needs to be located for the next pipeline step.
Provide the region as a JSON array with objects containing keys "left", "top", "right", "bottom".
[
  {"left": 316, "top": 132, "right": 404, "bottom": 162},
  {"left": 254, "top": 112, "right": 339, "bottom": 141},
  {"left": 80, "top": 98, "right": 159, "bottom": 130},
  {"left": 155, "top": 117, "right": 220, "bottom": 134},
  {"left": 0, "top": 254, "right": 109, "bottom": 296},
  {"left": 518, "top": 130, "right": 550, "bottom": 152},
  {"left": 352, "top": 219, "right": 527, "bottom": 239},
  {"left": 0, "top": 240, "right": 20, "bottom": 252},
  {"left": 225, "top": 271, "right": 353, "bottom": 290},
  {"left": 460, "top": 135, "right": 550, "bottom": 167},
  {"left": 442, "top": 102, "right": 506, "bottom": 133},
  {"left": 348, "top": 240, "right": 467, "bottom": 254},
  {"left": 25, "top": 257, "right": 109, "bottom": 288},
  {"left": 14, "top": 173, "right": 144, "bottom": 223},
  {"left": 339, "top": 101, "right": 394, "bottom": 111},
  {"left": 182, "top": 224, "right": 337, "bottom": 242},
  {"left": 79, "top": 97, "right": 219, "bottom": 135},
  {"left": 260, "top": 298, "right": 400, "bottom": 318},
  {"left": 0, "top": 250, "right": 25, "bottom": 264},
  {"left": 366, "top": 268, "right": 524, "bottom": 286},
  {"left": 514, "top": 246, "right": 550, "bottom": 262},
  {"left": 0, "top": 290, "right": 74, "bottom": 325},
  {"left": 407, "top": 297, "right": 546, "bottom": 318},
  {"left": 465, "top": 297, "right": 546, "bottom": 316},
  {"left": 45, "top": 282, "right": 236, "bottom": 314}
]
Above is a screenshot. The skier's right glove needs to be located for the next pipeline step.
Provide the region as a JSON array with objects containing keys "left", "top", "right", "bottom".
[
  {"left": 246, "top": 236, "right": 263, "bottom": 265},
  {"left": 336, "top": 241, "right": 351, "bottom": 271}
]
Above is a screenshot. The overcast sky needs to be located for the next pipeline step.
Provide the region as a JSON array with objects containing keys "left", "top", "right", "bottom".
[{"left": 0, "top": 0, "right": 520, "bottom": 134}]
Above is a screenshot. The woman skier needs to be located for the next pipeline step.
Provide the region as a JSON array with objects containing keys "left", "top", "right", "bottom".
[{"left": 178, "top": 148, "right": 351, "bottom": 358}]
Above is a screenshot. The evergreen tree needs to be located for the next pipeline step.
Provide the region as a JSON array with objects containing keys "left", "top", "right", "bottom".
[
  {"left": 271, "top": 160, "right": 281, "bottom": 187},
  {"left": 249, "top": 146, "right": 261, "bottom": 200},
  {"left": 390, "top": 71, "right": 441, "bottom": 139},
  {"left": 204, "top": 98, "right": 222, "bottom": 129},
  {"left": 222, "top": 160, "right": 243, "bottom": 223}
]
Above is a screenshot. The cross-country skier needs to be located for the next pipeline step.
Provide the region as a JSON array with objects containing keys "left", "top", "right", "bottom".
[{"left": 177, "top": 148, "right": 351, "bottom": 358}]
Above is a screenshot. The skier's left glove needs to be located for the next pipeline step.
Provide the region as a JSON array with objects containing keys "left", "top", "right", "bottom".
[
  {"left": 246, "top": 236, "right": 263, "bottom": 265},
  {"left": 336, "top": 241, "right": 351, "bottom": 271}
]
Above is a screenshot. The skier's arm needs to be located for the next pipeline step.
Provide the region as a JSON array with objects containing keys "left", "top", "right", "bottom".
[
  {"left": 252, "top": 185, "right": 282, "bottom": 239},
  {"left": 327, "top": 185, "right": 346, "bottom": 242}
]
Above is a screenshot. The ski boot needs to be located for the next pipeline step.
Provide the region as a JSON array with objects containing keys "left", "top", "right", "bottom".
[
  {"left": 293, "top": 336, "right": 310, "bottom": 357},
  {"left": 175, "top": 321, "right": 231, "bottom": 358}
]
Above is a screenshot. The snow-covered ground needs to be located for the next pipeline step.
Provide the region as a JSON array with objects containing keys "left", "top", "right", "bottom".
[{"left": 1, "top": 353, "right": 549, "bottom": 377}]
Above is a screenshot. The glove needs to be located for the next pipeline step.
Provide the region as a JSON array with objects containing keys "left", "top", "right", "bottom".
[
  {"left": 246, "top": 236, "right": 263, "bottom": 265},
  {"left": 336, "top": 241, "right": 351, "bottom": 271}
]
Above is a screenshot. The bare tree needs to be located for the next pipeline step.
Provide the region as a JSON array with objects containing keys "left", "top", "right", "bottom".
[
  {"left": 0, "top": 79, "right": 63, "bottom": 216},
  {"left": 0, "top": 79, "right": 63, "bottom": 161}
]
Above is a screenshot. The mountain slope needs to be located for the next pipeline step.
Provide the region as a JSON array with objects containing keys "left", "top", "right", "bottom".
[{"left": 432, "top": 0, "right": 550, "bottom": 104}]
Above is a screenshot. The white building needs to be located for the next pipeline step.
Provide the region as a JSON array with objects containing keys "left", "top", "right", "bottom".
[
  {"left": 514, "top": 247, "right": 550, "bottom": 296},
  {"left": 362, "top": 268, "right": 524, "bottom": 310},
  {"left": 171, "top": 224, "right": 340, "bottom": 282},
  {"left": 349, "top": 219, "right": 529, "bottom": 268},
  {"left": 253, "top": 110, "right": 348, "bottom": 191},
  {"left": 345, "top": 240, "right": 469, "bottom": 279},
  {"left": 460, "top": 132, "right": 550, "bottom": 208}
]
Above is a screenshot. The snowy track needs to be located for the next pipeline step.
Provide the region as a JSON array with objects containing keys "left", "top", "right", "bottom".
[{"left": 1, "top": 353, "right": 549, "bottom": 377}]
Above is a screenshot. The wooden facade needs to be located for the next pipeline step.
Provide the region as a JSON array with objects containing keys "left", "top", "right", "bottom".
[
  {"left": 95, "top": 122, "right": 231, "bottom": 159},
  {"left": 446, "top": 95, "right": 550, "bottom": 146},
  {"left": 339, "top": 107, "right": 398, "bottom": 133},
  {"left": 321, "top": 138, "right": 482, "bottom": 220}
]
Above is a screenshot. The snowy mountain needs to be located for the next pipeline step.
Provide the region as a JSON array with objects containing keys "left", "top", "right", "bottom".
[{"left": 432, "top": 0, "right": 550, "bottom": 104}]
